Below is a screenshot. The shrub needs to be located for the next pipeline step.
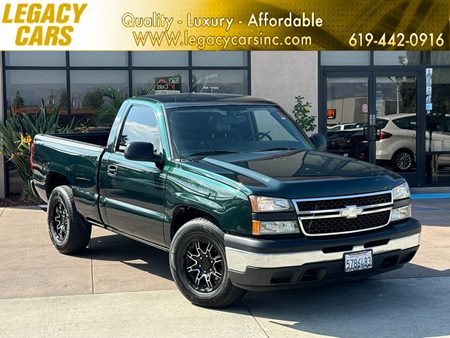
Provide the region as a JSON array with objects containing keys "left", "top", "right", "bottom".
[
  {"left": 0, "top": 101, "right": 74, "bottom": 191},
  {"left": 292, "top": 96, "right": 316, "bottom": 132}
]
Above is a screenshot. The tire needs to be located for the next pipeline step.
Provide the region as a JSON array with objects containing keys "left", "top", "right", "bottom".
[
  {"left": 47, "top": 185, "right": 92, "bottom": 254},
  {"left": 169, "top": 218, "right": 246, "bottom": 308},
  {"left": 392, "top": 150, "right": 414, "bottom": 172}
]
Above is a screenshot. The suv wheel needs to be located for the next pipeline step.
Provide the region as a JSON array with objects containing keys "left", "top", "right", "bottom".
[
  {"left": 169, "top": 218, "right": 246, "bottom": 308},
  {"left": 48, "top": 185, "right": 92, "bottom": 254},
  {"left": 392, "top": 150, "right": 414, "bottom": 171}
]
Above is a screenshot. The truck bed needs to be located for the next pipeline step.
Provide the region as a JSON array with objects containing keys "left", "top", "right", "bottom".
[
  {"left": 32, "top": 132, "right": 108, "bottom": 223},
  {"left": 52, "top": 130, "right": 110, "bottom": 147}
]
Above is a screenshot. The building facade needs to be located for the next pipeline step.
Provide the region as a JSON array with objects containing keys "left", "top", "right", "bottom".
[{"left": 1, "top": 50, "right": 450, "bottom": 197}]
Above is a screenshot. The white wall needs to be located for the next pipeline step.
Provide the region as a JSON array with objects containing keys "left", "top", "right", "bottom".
[
  {"left": 250, "top": 51, "right": 318, "bottom": 131},
  {"left": 0, "top": 52, "right": 5, "bottom": 198}
]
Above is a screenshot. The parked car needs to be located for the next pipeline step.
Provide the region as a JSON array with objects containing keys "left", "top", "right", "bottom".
[
  {"left": 327, "top": 122, "right": 364, "bottom": 132},
  {"left": 31, "top": 94, "right": 420, "bottom": 308},
  {"left": 376, "top": 114, "right": 450, "bottom": 171}
]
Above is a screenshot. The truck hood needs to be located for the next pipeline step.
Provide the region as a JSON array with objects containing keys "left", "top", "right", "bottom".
[{"left": 186, "top": 150, "right": 404, "bottom": 199}]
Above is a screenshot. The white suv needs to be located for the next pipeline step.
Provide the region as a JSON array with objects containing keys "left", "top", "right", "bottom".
[{"left": 376, "top": 114, "right": 450, "bottom": 171}]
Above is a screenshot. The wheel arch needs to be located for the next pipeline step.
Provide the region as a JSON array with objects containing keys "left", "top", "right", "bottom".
[
  {"left": 46, "top": 172, "right": 70, "bottom": 198},
  {"left": 169, "top": 205, "right": 220, "bottom": 240}
]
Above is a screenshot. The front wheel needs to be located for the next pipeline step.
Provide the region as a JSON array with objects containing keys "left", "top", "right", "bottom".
[{"left": 169, "top": 218, "right": 246, "bottom": 308}]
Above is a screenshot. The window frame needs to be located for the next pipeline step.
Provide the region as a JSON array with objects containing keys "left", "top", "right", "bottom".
[
  {"left": 2, "top": 51, "right": 251, "bottom": 119},
  {"left": 115, "top": 104, "right": 161, "bottom": 153}
]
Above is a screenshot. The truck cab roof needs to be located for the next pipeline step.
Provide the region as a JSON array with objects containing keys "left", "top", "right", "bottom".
[{"left": 135, "top": 93, "right": 276, "bottom": 109}]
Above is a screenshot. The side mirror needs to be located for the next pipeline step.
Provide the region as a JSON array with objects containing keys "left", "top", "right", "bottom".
[
  {"left": 124, "top": 142, "right": 164, "bottom": 166},
  {"left": 310, "top": 133, "right": 327, "bottom": 151}
]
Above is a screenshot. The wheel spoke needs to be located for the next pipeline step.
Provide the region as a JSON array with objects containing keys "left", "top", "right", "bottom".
[
  {"left": 205, "top": 242, "right": 213, "bottom": 255},
  {"left": 183, "top": 237, "right": 224, "bottom": 293},
  {"left": 204, "top": 273, "right": 213, "bottom": 289},
  {"left": 212, "top": 256, "right": 222, "bottom": 264}
]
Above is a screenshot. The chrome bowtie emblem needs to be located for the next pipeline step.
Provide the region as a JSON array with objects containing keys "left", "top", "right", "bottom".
[{"left": 341, "top": 205, "right": 363, "bottom": 219}]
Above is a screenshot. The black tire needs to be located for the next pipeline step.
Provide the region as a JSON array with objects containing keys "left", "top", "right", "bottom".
[
  {"left": 392, "top": 149, "right": 415, "bottom": 172},
  {"left": 47, "top": 185, "right": 91, "bottom": 254},
  {"left": 169, "top": 218, "right": 246, "bottom": 308}
]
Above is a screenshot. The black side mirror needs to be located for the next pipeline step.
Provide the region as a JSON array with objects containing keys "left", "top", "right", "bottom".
[
  {"left": 125, "top": 142, "right": 164, "bottom": 167},
  {"left": 310, "top": 133, "right": 327, "bottom": 151}
]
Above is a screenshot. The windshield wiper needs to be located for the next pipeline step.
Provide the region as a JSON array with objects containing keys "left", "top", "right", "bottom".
[
  {"left": 259, "top": 147, "right": 297, "bottom": 152},
  {"left": 188, "top": 150, "right": 238, "bottom": 157}
]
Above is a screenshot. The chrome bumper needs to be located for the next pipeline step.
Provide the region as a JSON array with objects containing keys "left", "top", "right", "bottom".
[{"left": 225, "top": 233, "right": 420, "bottom": 273}]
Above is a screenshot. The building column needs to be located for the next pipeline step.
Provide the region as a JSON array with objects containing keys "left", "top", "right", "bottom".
[{"left": 0, "top": 52, "right": 5, "bottom": 198}]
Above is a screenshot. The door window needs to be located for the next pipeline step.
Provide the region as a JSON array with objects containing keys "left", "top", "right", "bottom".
[
  {"left": 118, "top": 106, "right": 161, "bottom": 153},
  {"left": 325, "top": 77, "right": 369, "bottom": 161}
]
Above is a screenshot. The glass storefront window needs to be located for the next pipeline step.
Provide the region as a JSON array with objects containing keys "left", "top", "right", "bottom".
[
  {"left": 70, "top": 70, "right": 128, "bottom": 127},
  {"left": 192, "top": 51, "right": 247, "bottom": 67},
  {"left": 192, "top": 69, "right": 248, "bottom": 94},
  {"left": 5, "top": 52, "right": 66, "bottom": 67},
  {"left": 70, "top": 52, "right": 128, "bottom": 67},
  {"left": 426, "top": 68, "right": 450, "bottom": 183},
  {"left": 373, "top": 52, "right": 421, "bottom": 66},
  {"left": 430, "top": 52, "right": 450, "bottom": 65},
  {"left": 326, "top": 77, "right": 369, "bottom": 160},
  {"left": 5, "top": 70, "right": 67, "bottom": 116},
  {"left": 321, "top": 52, "right": 370, "bottom": 66},
  {"left": 132, "top": 52, "right": 189, "bottom": 67},
  {"left": 427, "top": 68, "right": 450, "bottom": 152},
  {"left": 133, "top": 70, "right": 189, "bottom": 94}
]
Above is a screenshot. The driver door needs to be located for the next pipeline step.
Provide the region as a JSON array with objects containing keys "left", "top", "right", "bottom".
[{"left": 101, "top": 105, "right": 166, "bottom": 246}]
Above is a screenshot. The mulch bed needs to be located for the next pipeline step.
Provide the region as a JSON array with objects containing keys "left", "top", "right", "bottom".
[{"left": 0, "top": 195, "right": 41, "bottom": 207}]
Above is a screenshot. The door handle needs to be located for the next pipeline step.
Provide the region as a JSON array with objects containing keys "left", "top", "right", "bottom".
[{"left": 107, "top": 165, "right": 118, "bottom": 177}]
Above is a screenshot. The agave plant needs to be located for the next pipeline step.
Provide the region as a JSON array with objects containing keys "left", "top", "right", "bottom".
[
  {"left": 0, "top": 100, "right": 74, "bottom": 190},
  {"left": 93, "top": 88, "right": 129, "bottom": 127},
  {"left": 93, "top": 86, "right": 156, "bottom": 127}
]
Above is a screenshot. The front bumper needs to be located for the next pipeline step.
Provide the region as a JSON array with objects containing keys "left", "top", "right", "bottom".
[{"left": 225, "top": 218, "right": 421, "bottom": 291}]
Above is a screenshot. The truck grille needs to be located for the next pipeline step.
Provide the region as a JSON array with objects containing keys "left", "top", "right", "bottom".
[{"left": 293, "top": 192, "right": 393, "bottom": 237}]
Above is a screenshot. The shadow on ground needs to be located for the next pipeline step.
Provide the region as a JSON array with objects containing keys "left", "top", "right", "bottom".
[
  {"left": 241, "top": 277, "right": 450, "bottom": 337},
  {"left": 86, "top": 233, "right": 173, "bottom": 281}
]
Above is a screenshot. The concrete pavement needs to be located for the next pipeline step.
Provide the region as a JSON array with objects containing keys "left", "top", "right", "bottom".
[{"left": 0, "top": 201, "right": 450, "bottom": 337}]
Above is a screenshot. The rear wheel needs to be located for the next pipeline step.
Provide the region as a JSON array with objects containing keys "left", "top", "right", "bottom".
[
  {"left": 169, "top": 218, "right": 246, "bottom": 308},
  {"left": 392, "top": 150, "right": 414, "bottom": 171},
  {"left": 48, "top": 186, "right": 91, "bottom": 254}
]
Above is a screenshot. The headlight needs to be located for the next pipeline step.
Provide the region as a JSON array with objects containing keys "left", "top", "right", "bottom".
[
  {"left": 392, "top": 182, "right": 410, "bottom": 200},
  {"left": 252, "top": 220, "right": 299, "bottom": 235},
  {"left": 391, "top": 205, "right": 412, "bottom": 221},
  {"left": 249, "top": 196, "right": 292, "bottom": 212}
]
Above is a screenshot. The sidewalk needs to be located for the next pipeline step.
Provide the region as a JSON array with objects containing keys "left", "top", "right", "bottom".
[{"left": 0, "top": 201, "right": 450, "bottom": 337}]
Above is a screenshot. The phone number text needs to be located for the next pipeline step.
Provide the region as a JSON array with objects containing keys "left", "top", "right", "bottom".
[{"left": 349, "top": 33, "right": 444, "bottom": 48}]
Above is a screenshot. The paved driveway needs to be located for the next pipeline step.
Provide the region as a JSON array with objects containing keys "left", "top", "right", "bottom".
[{"left": 0, "top": 202, "right": 449, "bottom": 337}]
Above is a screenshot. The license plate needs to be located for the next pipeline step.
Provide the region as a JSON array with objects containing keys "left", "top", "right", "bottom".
[{"left": 344, "top": 250, "right": 373, "bottom": 273}]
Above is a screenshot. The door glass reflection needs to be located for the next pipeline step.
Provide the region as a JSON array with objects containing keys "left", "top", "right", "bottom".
[
  {"left": 375, "top": 76, "right": 417, "bottom": 173},
  {"left": 326, "top": 77, "right": 369, "bottom": 161}
]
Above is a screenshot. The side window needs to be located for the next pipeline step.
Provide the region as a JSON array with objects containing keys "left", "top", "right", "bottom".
[
  {"left": 118, "top": 106, "right": 161, "bottom": 153},
  {"left": 393, "top": 116, "right": 416, "bottom": 130}
]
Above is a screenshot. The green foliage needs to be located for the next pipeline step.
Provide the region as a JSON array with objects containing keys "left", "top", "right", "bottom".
[
  {"left": 82, "top": 89, "right": 105, "bottom": 110},
  {"left": 0, "top": 100, "right": 74, "bottom": 190},
  {"left": 60, "top": 91, "right": 68, "bottom": 108},
  {"left": 94, "top": 87, "right": 128, "bottom": 127},
  {"left": 292, "top": 96, "right": 316, "bottom": 132},
  {"left": 12, "top": 91, "right": 25, "bottom": 110}
]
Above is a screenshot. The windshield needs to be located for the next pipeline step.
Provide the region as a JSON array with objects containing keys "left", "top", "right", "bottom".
[{"left": 167, "top": 105, "right": 313, "bottom": 159}]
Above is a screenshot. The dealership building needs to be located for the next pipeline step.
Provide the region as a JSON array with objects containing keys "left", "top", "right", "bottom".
[{"left": 1, "top": 50, "right": 450, "bottom": 197}]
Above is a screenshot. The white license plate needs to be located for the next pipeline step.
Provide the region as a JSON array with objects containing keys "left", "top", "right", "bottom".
[{"left": 344, "top": 250, "right": 373, "bottom": 273}]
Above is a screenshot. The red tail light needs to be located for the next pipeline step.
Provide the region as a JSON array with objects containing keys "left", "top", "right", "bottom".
[
  {"left": 377, "top": 131, "right": 392, "bottom": 140},
  {"left": 30, "top": 140, "right": 35, "bottom": 171}
]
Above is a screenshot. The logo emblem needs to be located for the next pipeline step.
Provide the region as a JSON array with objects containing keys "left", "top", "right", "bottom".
[{"left": 340, "top": 205, "right": 363, "bottom": 219}]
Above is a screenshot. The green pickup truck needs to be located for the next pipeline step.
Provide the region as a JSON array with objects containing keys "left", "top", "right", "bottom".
[{"left": 31, "top": 94, "right": 421, "bottom": 308}]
